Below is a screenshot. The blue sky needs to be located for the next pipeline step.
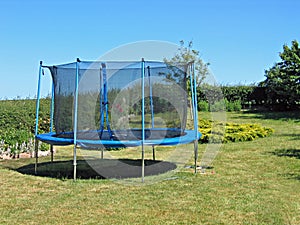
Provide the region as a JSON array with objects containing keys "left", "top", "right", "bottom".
[{"left": 1, "top": 0, "right": 300, "bottom": 99}]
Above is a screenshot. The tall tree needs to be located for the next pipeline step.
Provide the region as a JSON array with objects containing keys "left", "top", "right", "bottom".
[
  {"left": 262, "top": 40, "right": 300, "bottom": 108},
  {"left": 164, "top": 40, "right": 210, "bottom": 86}
]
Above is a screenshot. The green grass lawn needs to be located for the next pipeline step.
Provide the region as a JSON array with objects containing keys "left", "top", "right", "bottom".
[{"left": 1, "top": 111, "right": 300, "bottom": 224}]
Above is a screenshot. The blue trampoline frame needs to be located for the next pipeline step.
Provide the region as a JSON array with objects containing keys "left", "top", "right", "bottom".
[
  {"left": 36, "top": 129, "right": 201, "bottom": 148},
  {"left": 34, "top": 59, "right": 201, "bottom": 181}
]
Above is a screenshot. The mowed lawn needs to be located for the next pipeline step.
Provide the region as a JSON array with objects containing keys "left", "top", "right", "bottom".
[{"left": 1, "top": 111, "right": 300, "bottom": 224}]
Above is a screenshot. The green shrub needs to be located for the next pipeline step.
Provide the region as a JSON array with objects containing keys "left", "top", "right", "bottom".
[
  {"left": 198, "top": 100, "right": 209, "bottom": 112},
  {"left": 225, "top": 100, "right": 242, "bottom": 112},
  {"left": 233, "top": 100, "right": 242, "bottom": 111},
  {"left": 209, "top": 100, "right": 226, "bottom": 112},
  {"left": 199, "top": 119, "right": 274, "bottom": 143}
]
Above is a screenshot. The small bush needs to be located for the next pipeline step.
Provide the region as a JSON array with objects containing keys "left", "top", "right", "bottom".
[
  {"left": 209, "top": 100, "right": 226, "bottom": 112},
  {"left": 198, "top": 101, "right": 209, "bottom": 112},
  {"left": 226, "top": 100, "right": 242, "bottom": 112}
]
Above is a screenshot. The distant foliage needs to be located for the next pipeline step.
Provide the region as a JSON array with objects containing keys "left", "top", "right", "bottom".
[
  {"left": 198, "top": 84, "right": 250, "bottom": 111},
  {"left": 199, "top": 119, "right": 274, "bottom": 143},
  {"left": 197, "top": 84, "right": 272, "bottom": 111},
  {"left": 198, "top": 84, "right": 223, "bottom": 105},
  {"left": 221, "top": 85, "right": 255, "bottom": 105},
  {"left": 197, "top": 99, "right": 242, "bottom": 112},
  {"left": 261, "top": 40, "right": 300, "bottom": 110}
]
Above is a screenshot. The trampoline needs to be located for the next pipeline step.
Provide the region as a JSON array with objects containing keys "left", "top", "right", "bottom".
[{"left": 34, "top": 59, "right": 201, "bottom": 181}]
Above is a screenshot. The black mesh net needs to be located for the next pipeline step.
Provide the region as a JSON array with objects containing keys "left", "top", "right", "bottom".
[{"left": 47, "top": 61, "right": 190, "bottom": 144}]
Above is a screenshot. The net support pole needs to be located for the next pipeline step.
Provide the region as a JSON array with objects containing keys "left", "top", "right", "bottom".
[
  {"left": 141, "top": 58, "right": 146, "bottom": 183},
  {"left": 99, "top": 66, "right": 104, "bottom": 159},
  {"left": 50, "top": 82, "right": 55, "bottom": 133},
  {"left": 192, "top": 62, "right": 199, "bottom": 173},
  {"left": 103, "top": 63, "right": 112, "bottom": 138},
  {"left": 99, "top": 66, "right": 104, "bottom": 137},
  {"left": 50, "top": 81, "right": 55, "bottom": 163},
  {"left": 73, "top": 58, "right": 80, "bottom": 181},
  {"left": 99, "top": 63, "right": 112, "bottom": 139},
  {"left": 189, "top": 62, "right": 198, "bottom": 173},
  {"left": 147, "top": 66, "right": 155, "bottom": 129},
  {"left": 34, "top": 61, "right": 43, "bottom": 174},
  {"left": 147, "top": 66, "right": 155, "bottom": 160}
]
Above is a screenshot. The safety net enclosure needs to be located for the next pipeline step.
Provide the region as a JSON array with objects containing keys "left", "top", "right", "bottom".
[{"left": 34, "top": 59, "right": 201, "bottom": 181}]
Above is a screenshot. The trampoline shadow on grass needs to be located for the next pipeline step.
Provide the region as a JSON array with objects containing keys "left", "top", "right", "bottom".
[{"left": 16, "top": 159, "right": 177, "bottom": 180}]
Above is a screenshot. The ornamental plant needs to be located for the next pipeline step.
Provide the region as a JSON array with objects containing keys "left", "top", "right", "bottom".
[{"left": 199, "top": 119, "right": 274, "bottom": 143}]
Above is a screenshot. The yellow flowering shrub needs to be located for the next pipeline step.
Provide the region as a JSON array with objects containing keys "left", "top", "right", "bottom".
[{"left": 199, "top": 119, "right": 274, "bottom": 143}]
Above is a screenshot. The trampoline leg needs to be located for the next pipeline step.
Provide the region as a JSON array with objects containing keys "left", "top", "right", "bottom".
[
  {"left": 50, "top": 144, "right": 54, "bottom": 163},
  {"left": 101, "top": 148, "right": 104, "bottom": 159},
  {"left": 194, "top": 140, "right": 198, "bottom": 174},
  {"left": 73, "top": 145, "right": 77, "bottom": 181},
  {"left": 73, "top": 164, "right": 77, "bottom": 181},
  {"left": 152, "top": 146, "right": 155, "bottom": 161},
  {"left": 142, "top": 144, "right": 145, "bottom": 183},
  {"left": 34, "top": 139, "right": 39, "bottom": 175}
]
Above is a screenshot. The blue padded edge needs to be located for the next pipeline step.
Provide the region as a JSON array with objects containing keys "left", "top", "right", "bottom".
[{"left": 36, "top": 130, "right": 202, "bottom": 148}]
